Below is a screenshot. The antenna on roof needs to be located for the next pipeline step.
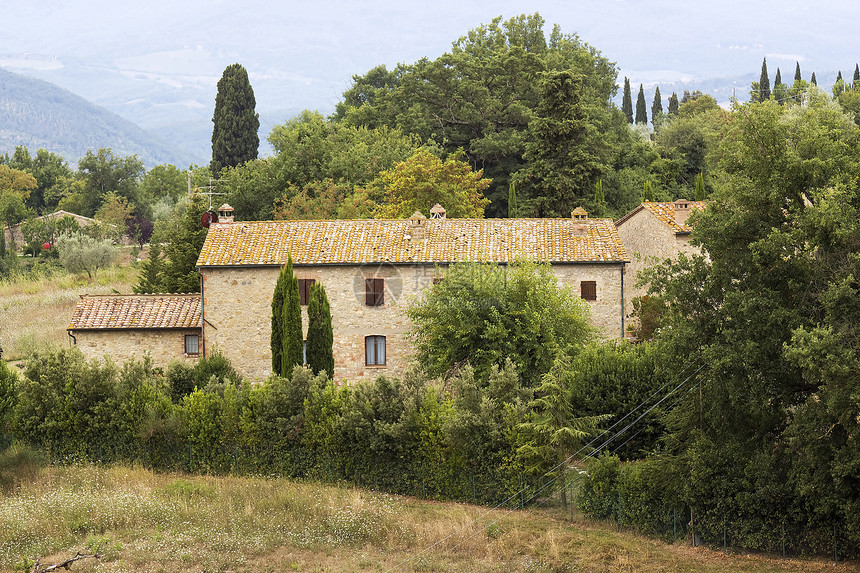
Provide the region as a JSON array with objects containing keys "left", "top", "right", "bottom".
[{"left": 195, "top": 178, "right": 228, "bottom": 209}]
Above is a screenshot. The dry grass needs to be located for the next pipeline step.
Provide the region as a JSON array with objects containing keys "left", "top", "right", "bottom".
[
  {"left": 0, "top": 463, "right": 854, "bottom": 573},
  {"left": 0, "top": 262, "right": 138, "bottom": 361}
]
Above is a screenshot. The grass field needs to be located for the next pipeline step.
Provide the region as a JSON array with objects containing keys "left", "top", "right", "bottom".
[
  {"left": 0, "top": 456, "right": 853, "bottom": 573},
  {"left": 0, "top": 256, "right": 139, "bottom": 361}
]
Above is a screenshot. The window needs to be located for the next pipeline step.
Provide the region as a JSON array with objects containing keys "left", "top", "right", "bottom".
[
  {"left": 185, "top": 334, "right": 200, "bottom": 355},
  {"left": 365, "top": 278, "right": 385, "bottom": 306},
  {"left": 581, "top": 280, "right": 597, "bottom": 301},
  {"left": 365, "top": 335, "right": 386, "bottom": 365},
  {"left": 298, "top": 279, "right": 316, "bottom": 306}
]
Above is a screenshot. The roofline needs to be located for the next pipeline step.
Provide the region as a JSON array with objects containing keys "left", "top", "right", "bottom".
[
  {"left": 68, "top": 326, "right": 203, "bottom": 332},
  {"left": 614, "top": 205, "right": 645, "bottom": 227},
  {"left": 197, "top": 260, "right": 630, "bottom": 270}
]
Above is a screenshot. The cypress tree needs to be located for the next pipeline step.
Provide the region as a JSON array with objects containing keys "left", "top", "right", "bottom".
[
  {"left": 635, "top": 84, "right": 647, "bottom": 125},
  {"left": 211, "top": 63, "right": 260, "bottom": 175},
  {"left": 811, "top": 72, "right": 817, "bottom": 86},
  {"left": 854, "top": 64, "right": 859, "bottom": 90},
  {"left": 651, "top": 86, "right": 663, "bottom": 126},
  {"left": 271, "top": 259, "right": 291, "bottom": 375},
  {"left": 837, "top": 70, "right": 843, "bottom": 82},
  {"left": 759, "top": 57, "right": 771, "bottom": 102},
  {"left": 134, "top": 241, "right": 165, "bottom": 294},
  {"left": 794, "top": 62, "right": 802, "bottom": 83},
  {"left": 668, "top": 92, "right": 679, "bottom": 115},
  {"left": 306, "top": 282, "right": 334, "bottom": 377},
  {"left": 622, "top": 77, "right": 633, "bottom": 124},
  {"left": 643, "top": 180, "right": 654, "bottom": 202},
  {"left": 281, "top": 255, "right": 303, "bottom": 376},
  {"left": 508, "top": 180, "right": 518, "bottom": 218},
  {"left": 594, "top": 179, "right": 605, "bottom": 206},
  {"left": 695, "top": 172, "right": 705, "bottom": 201}
]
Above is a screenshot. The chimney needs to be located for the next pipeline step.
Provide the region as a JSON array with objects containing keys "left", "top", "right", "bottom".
[
  {"left": 570, "top": 206, "right": 588, "bottom": 235},
  {"left": 408, "top": 211, "right": 427, "bottom": 241},
  {"left": 673, "top": 199, "right": 692, "bottom": 226},
  {"left": 218, "top": 203, "right": 235, "bottom": 223},
  {"left": 430, "top": 203, "right": 447, "bottom": 219}
]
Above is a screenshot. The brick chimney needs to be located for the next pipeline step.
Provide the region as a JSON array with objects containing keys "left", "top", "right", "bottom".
[
  {"left": 673, "top": 199, "right": 692, "bottom": 226},
  {"left": 218, "top": 204, "right": 235, "bottom": 223},
  {"left": 571, "top": 206, "right": 588, "bottom": 235},
  {"left": 408, "top": 211, "right": 427, "bottom": 240}
]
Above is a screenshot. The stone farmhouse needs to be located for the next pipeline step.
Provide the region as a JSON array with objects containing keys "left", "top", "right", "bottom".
[
  {"left": 67, "top": 206, "right": 631, "bottom": 381},
  {"left": 68, "top": 294, "right": 202, "bottom": 367},
  {"left": 614, "top": 200, "right": 707, "bottom": 319}
]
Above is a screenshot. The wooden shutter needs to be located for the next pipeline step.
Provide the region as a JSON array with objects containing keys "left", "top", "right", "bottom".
[
  {"left": 365, "top": 278, "right": 384, "bottom": 306},
  {"left": 299, "top": 279, "right": 316, "bottom": 305},
  {"left": 581, "top": 280, "right": 597, "bottom": 301}
]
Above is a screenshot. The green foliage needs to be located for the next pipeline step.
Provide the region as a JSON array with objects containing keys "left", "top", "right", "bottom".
[
  {"left": 507, "top": 180, "right": 517, "bottom": 218},
  {"left": 757, "top": 57, "right": 771, "bottom": 102},
  {"left": 635, "top": 84, "right": 648, "bottom": 125},
  {"left": 621, "top": 77, "right": 633, "bottom": 124},
  {"left": 21, "top": 215, "right": 80, "bottom": 257},
  {"left": 407, "top": 261, "right": 592, "bottom": 385},
  {"left": 271, "top": 262, "right": 289, "bottom": 375},
  {"left": 306, "top": 282, "right": 334, "bottom": 377},
  {"left": 0, "top": 147, "right": 72, "bottom": 214},
  {"left": 55, "top": 231, "right": 116, "bottom": 280},
  {"left": 211, "top": 63, "right": 260, "bottom": 174},
  {"left": 0, "top": 360, "right": 17, "bottom": 435},
  {"left": 280, "top": 255, "right": 303, "bottom": 376},
  {"left": 667, "top": 92, "right": 679, "bottom": 115},
  {"left": 373, "top": 149, "right": 490, "bottom": 218},
  {"left": 66, "top": 148, "right": 144, "bottom": 218},
  {"left": 650, "top": 86, "right": 663, "bottom": 127}
]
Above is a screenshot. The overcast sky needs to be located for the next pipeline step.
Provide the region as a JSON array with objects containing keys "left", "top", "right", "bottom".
[{"left": 1, "top": 0, "right": 857, "bottom": 157}]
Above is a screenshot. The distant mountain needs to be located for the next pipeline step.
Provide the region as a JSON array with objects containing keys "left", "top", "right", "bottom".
[{"left": 0, "top": 67, "right": 197, "bottom": 168}]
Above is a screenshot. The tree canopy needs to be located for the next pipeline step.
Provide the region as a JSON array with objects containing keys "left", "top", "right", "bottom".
[{"left": 211, "top": 63, "right": 260, "bottom": 174}]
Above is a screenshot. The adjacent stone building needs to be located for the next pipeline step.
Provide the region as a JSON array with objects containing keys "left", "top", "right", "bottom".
[
  {"left": 196, "top": 208, "right": 629, "bottom": 381},
  {"left": 68, "top": 294, "right": 202, "bottom": 367},
  {"left": 614, "top": 200, "right": 707, "bottom": 319}
]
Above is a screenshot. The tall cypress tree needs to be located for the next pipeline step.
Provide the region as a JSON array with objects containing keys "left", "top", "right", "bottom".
[
  {"left": 668, "top": 92, "right": 680, "bottom": 116},
  {"left": 643, "top": 180, "right": 654, "bottom": 202},
  {"left": 794, "top": 62, "right": 802, "bottom": 83},
  {"left": 759, "top": 57, "right": 771, "bottom": 102},
  {"left": 306, "top": 282, "right": 334, "bottom": 377},
  {"left": 635, "top": 84, "right": 647, "bottom": 125},
  {"left": 695, "top": 172, "right": 705, "bottom": 201},
  {"left": 508, "top": 180, "right": 518, "bottom": 218},
  {"left": 281, "top": 255, "right": 303, "bottom": 376},
  {"left": 211, "top": 63, "right": 260, "bottom": 175},
  {"left": 622, "top": 77, "right": 633, "bottom": 124},
  {"left": 651, "top": 86, "right": 663, "bottom": 125},
  {"left": 774, "top": 68, "right": 782, "bottom": 89},
  {"left": 811, "top": 72, "right": 817, "bottom": 86},
  {"left": 853, "top": 64, "right": 859, "bottom": 90},
  {"left": 271, "top": 259, "right": 291, "bottom": 375}
]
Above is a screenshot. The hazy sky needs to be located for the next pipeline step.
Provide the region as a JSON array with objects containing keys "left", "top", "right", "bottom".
[{"left": 2, "top": 0, "right": 856, "bottom": 160}]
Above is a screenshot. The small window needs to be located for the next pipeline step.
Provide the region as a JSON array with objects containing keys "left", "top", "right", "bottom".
[
  {"left": 365, "top": 278, "right": 385, "bottom": 306},
  {"left": 299, "top": 279, "right": 316, "bottom": 306},
  {"left": 185, "top": 334, "right": 200, "bottom": 355},
  {"left": 365, "top": 335, "right": 386, "bottom": 366},
  {"left": 581, "top": 280, "right": 597, "bottom": 301}
]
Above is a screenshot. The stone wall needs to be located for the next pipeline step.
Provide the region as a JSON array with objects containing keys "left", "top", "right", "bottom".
[
  {"left": 201, "top": 262, "right": 625, "bottom": 383},
  {"left": 616, "top": 209, "right": 699, "bottom": 319},
  {"left": 73, "top": 329, "right": 201, "bottom": 368}
]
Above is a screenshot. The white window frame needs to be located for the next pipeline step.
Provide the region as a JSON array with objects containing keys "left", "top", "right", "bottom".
[{"left": 365, "top": 335, "right": 386, "bottom": 366}]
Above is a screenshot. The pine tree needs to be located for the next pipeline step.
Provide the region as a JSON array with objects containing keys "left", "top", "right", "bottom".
[
  {"left": 281, "top": 255, "right": 303, "bottom": 376},
  {"left": 134, "top": 241, "right": 165, "bottom": 294},
  {"left": 508, "top": 180, "right": 518, "bottom": 218},
  {"left": 668, "top": 92, "right": 680, "bottom": 116},
  {"left": 811, "top": 72, "right": 817, "bottom": 86},
  {"left": 271, "top": 260, "right": 290, "bottom": 375},
  {"left": 695, "top": 172, "right": 705, "bottom": 200},
  {"left": 651, "top": 86, "right": 663, "bottom": 126},
  {"left": 621, "top": 77, "right": 633, "bottom": 124},
  {"left": 759, "top": 57, "right": 771, "bottom": 102},
  {"left": 795, "top": 62, "right": 802, "bottom": 83},
  {"left": 306, "top": 282, "right": 334, "bottom": 377},
  {"left": 635, "top": 84, "right": 647, "bottom": 125},
  {"left": 211, "top": 63, "right": 260, "bottom": 175}
]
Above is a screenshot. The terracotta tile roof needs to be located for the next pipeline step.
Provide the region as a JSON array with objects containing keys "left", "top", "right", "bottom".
[
  {"left": 69, "top": 294, "right": 202, "bottom": 330},
  {"left": 615, "top": 201, "right": 707, "bottom": 234},
  {"left": 196, "top": 218, "right": 628, "bottom": 267}
]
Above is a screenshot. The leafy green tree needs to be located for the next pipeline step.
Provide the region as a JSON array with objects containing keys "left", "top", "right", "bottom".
[
  {"left": 651, "top": 86, "right": 663, "bottom": 126},
  {"left": 374, "top": 149, "right": 490, "bottom": 218},
  {"left": 94, "top": 191, "right": 133, "bottom": 244},
  {"left": 622, "top": 77, "right": 633, "bottom": 124},
  {"left": 306, "top": 282, "right": 334, "bottom": 377},
  {"left": 211, "top": 63, "right": 260, "bottom": 175},
  {"left": 1, "top": 147, "right": 73, "bottom": 214},
  {"left": 758, "top": 57, "right": 771, "bottom": 101},
  {"left": 66, "top": 148, "right": 144, "bottom": 218},
  {"left": 0, "top": 165, "right": 36, "bottom": 245},
  {"left": 635, "top": 84, "right": 648, "bottom": 125},
  {"left": 56, "top": 231, "right": 116, "bottom": 280},
  {"left": 407, "top": 261, "right": 593, "bottom": 385},
  {"left": 668, "top": 92, "right": 679, "bottom": 115},
  {"left": 280, "top": 255, "right": 303, "bottom": 376},
  {"left": 516, "top": 71, "right": 605, "bottom": 217}
]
